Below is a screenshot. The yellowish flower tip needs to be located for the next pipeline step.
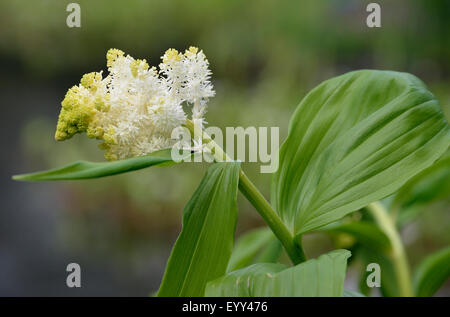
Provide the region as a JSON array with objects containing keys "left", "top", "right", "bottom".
[
  {"left": 98, "top": 142, "right": 109, "bottom": 150},
  {"left": 86, "top": 119, "right": 104, "bottom": 139},
  {"left": 184, "top": 46, "right": 198, "bottom": 57},
  {"left": 80, "top": 72, "right": 103, "bottom": 92},
  {"left": 55, "top": 72, "right": 110, "bottom": 141},
  {"left": 106, "top": 48, "right": 124, "bottom": 67},
  {"left": 130, "top": 59, "right": 149, "bottom": 77},
  {"left": 99, "top": 139, "right": 118, "bottom": 161},
  {"left": 103, "top": 126, "right": 117, "bottom": 145},
  {"left": 162, "top": 48, "right": 182, "bottom": 64},
  {"left": 55, "top": 86, "right": 97, "bottom": 141},
  {"left": 94, "top": 95, "right": 110, "bottom": 112},
  {"left": 104, "top": 151, "right": 118, "bottom": 161},
  {"left": 184, "top": 46, "right": 210, "bottom": 66}
]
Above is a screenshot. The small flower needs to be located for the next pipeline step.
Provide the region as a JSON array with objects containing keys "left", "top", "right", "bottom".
[{"left": 55, "top": 47, "right": 215, "bottom": 160}]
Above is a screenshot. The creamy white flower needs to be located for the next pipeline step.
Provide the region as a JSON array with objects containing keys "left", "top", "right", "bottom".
[
  {"left": 55, "top": 47, "right": 214, "bottom": 160},
  {"left": 160, "top": 47, "right": 214, "bottom": 127}
]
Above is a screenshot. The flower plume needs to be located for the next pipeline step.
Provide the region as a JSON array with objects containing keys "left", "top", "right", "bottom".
[{"left": 55, "top": 47, "right": 214, "bottom": 160}]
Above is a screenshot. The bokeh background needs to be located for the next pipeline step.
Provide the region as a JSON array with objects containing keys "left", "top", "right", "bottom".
[{"left": 0, "top": 0, "right": 449, "bottom": 296}]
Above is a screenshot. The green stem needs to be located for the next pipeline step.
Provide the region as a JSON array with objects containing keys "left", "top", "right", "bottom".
[
  {"left": 184, "top": 120, "right": 306, "bottom": 265},
  {"left": 367, "top": 202, "right": 413, "bottom": 297},
  {"left": 238, "top": 170, "right": 306, "bottom": 265}
]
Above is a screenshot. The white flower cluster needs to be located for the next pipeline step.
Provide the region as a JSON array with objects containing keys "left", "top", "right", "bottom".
[{"left": 55, "top": 47, "right": 214, "bottom": 160}]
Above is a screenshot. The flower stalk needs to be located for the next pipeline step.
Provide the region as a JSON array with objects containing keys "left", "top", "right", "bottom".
[{"left": 367, "top": 201, "right": 413, "bottom": 297}]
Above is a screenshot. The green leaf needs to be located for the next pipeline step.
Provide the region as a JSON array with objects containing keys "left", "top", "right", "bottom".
[
  {"left": 272, "top": 70, "right": 450, "bottom": 236},
  {"left": 357, "top": 266, "right": 372, "bottom": 297},
  {"left": 227, "top": 227, "right": 279, "bottom": 273},
  {"left": 157, "top": 162, "right": 241, "bottom": 297},
  {"left": 393, "top": 149, "right": 450, "bottom": 212},
  {"left": 414, "top": 246, "right": 450, "bottom": 297},
  {"left": 205, "top": 249, "right": 351, "bottom": 297},
  {"left": 254, "top": 239, "right": 282, "bottom": 264},
  {"left": 12, "top": 149, "right": 186, "bottom": 181},
  {"left": 343, "top": 290, "right": 365, "bottom": 297},
  {"left": 325, "top": 221, "right": 390, "bottom": 253},
  {"left": 357, "top": 247, "right": 398, "bottom": 297}
]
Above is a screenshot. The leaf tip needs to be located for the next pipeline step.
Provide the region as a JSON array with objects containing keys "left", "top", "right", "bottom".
[{"left": 12, "top": 174, "right": 26, "bottom": 181}]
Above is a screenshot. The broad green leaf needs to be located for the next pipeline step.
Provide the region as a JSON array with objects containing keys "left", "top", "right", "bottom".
[
  {"left": 227, "top": 227, "right": 279, "bottom": 273},
  {"left": 325, "top": 221, "right": 390, "bottom": 253},
  {"left": 390, "top": 150, "right": 450, "bottom": 227},
  {"left": 393, "top": 149, "right": 450, "bottom": 212},
  {"left": 205, "top": 249, "right": 351, "bottom": 297},
  {"left": 272, "top": 70, "right": 450, "bottom": 236},
  {"left": 414, "top": 246, "right": 450, "bottom": 297},
  {"left": 157, "top": 162, "right": 240, "bottom": 297},
  {"left": 12, "top": 149, "right": 186, "bottom": 181}
]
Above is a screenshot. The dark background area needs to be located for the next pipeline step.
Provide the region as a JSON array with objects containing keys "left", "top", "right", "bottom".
[{"left": 0, "top": 0, "right": 449, "bottom": 296}]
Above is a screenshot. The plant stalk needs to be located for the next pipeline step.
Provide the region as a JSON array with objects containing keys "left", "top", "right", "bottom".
[
  {"left": 184, "top": 120, "right": 306, "bottom": 265},
  {"left": 367, "top": 202, "right": 413, "bottom": 297},
  {"left": 238, "top": 170, "right": 306, "bottom": 265}
]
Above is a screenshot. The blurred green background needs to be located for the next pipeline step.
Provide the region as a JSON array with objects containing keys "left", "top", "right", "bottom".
[{"left": 1, "top": 0, "right": 449, "bottom": 295}]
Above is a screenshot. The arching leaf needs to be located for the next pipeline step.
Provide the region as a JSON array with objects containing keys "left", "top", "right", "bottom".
[
  {"left": 227, "top": 227, "right": 280, "bottom": 273},
  {"left": 157, "top": 162, "right": 241, "bottom": 297},
  {"left": 414, "top": 246, "right": 450, "bottom": 297},
  {"left": 13, "top": 149, "right": 186, "bottom": 181},
  {"left": 272, "top": 70, "right": 450, "bottom": 236},
  {"left": 393, "top": 149, "right": 450, "bottom": 223},
  {"left": 206, "top": 249, "right": 351, "bottom": 297},
  {"left": 325, "top": 221, "right": 390, "bottom": 253}
]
